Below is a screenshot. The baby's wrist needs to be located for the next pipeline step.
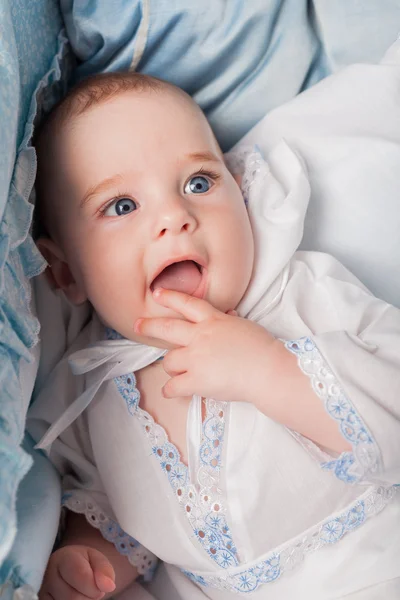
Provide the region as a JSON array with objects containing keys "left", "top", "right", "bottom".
[{"left": 241, "top": 335, "right": 283, "bottom": 406}]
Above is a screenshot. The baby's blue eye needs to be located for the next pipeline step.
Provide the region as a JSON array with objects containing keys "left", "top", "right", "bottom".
[
  {"left": 104, "top": 197, "right": 138, "bottom": 217},
  {"left": 185, "top": 176, "right": 211, "bottom": 194}
]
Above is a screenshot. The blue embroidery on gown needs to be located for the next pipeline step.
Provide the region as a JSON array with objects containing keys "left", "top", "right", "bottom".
[
  {"left": 113, "top": 374, "right": 240, "bottom": 569},
  {"left": 110, "top": 335, "right": 394, "bottom": 594},
  {"left": 285, "top": 337, "right": 378, "bottom": 483}
]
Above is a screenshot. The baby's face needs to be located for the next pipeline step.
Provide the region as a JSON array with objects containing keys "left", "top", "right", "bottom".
[{"left": 45, "top": 89, "right": 254, "bottom": 346}]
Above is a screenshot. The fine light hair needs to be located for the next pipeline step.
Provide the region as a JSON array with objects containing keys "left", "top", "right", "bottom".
[{"left": 36, "top": 72, "right": 174, "bottom": 141}]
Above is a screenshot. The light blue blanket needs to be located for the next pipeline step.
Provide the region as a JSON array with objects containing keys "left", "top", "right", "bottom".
[{"left": 0, "top": 0, "right": 65, "bottom": 594}]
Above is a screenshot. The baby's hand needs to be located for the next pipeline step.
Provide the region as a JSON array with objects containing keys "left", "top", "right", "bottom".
[
  {"left": 135, "top": 288, "right": 276, "bottom": 404},
  {"left": 39, "top": 545, "right": 116, "bottom": 600}
]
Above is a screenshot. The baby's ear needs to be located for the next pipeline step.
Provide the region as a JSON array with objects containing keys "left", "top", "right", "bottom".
[{"left": 36, "top": 238, "right": 87, "bottom": 305}]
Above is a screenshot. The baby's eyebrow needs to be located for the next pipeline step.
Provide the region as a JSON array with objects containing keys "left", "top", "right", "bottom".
[
  {"left": 184, "top": 151, "right": 221, "bottom": 163},
  {"left": 80, "top": 174, "right": 125, "bottom": 207}
]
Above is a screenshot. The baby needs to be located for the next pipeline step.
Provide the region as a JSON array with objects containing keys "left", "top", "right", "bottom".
[{"left": 29, "top": 72, "right": 400, "bottom": 600}]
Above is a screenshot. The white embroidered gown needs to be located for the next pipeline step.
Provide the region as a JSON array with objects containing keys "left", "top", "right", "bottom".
[{"left": 28, "top": 144, "right": 400, "bottom": 599}]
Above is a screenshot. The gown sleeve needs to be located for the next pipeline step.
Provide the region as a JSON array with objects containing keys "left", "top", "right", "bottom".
[
  {"left": 26, "top": 326, "right": 158, "bottom": 581},
  {"left": 280, "top": 251, "right": 400, "bottom": 487}
]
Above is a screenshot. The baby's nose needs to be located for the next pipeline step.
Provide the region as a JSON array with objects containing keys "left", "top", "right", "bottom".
[{"left": 155, "top": 199, "right": 197, "bottom": 238}]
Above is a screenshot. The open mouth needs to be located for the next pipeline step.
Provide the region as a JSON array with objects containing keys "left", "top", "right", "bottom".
[{"left": 150, "top": 260, "right": 203, "bottom": 295}]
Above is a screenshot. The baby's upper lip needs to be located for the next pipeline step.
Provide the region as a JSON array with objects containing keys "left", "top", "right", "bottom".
[{"left": 149, "top": 254, "right": 206, "bottom": 289}]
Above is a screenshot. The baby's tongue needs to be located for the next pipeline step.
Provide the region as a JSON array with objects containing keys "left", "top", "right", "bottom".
[{"left": 152, "top": 260, "right": 201, "bottom": 295}]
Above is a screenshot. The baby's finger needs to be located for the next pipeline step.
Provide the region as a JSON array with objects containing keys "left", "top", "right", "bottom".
[
  {"left": 57, "top": 551, "right": 103, "bottom": 598},
  {"left": 162, "top": 373, "right": 194, "bottom": 399},
  {"left": 152, "top": 288, "right": 217, "bottom": 323},
  {"left": 135, "top": 316, "right": 194, "bottom": 347},
  {"left": 88, "top": 549, "right": 116, "bottom": 594},
  {"left": 44, "top": 575, "right": 94, "bottom": 600},
  {"left": 163, "top": 348, "right": 188, "bottom": 377}
]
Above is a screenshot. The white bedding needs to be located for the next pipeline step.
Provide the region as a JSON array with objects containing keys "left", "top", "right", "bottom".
[{"left": 235, "top": 39, "right": 400, "bottom": 307}]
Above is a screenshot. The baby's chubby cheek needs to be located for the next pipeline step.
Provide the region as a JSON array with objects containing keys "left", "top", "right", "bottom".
[{"left": 218, "top": 237, "right": 255, "bottom": 309}]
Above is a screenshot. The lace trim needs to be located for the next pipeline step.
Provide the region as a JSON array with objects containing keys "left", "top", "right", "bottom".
[
  {"left": 183, "top": 485, "right": 396, "bottom": 594},
  {"left": 0, "top": 583, "right": 38, "bottom": 600},
  {"left": 62, "top": 491, "right": 157, "bottom": 582},
  {"left": 224, "top": 146, "right": 269, "bottom": 206},
  {"left": 195, "top": 399, "right": 239, "bottom": 566},
  {"left": 285, "top": 337, "right": 379, "bottom": 483},
  {"left": 113, "top": 375, "right": 239, "bottom": 569}
]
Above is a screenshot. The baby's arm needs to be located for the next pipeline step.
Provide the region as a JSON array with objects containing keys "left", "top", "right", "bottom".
[
  {"left": 143, "top": 258, "right": 400, "bottom": 486},
  {"left": 247, "top": 252, "right": 400, "bottom": 485},
  {"left": 40, "top": 512, "right": 138, "bottom": 600},
  {"left": 243, "top": 336, "right": 353, "bottom": 453},
  {"left": 139, "top": 288, "right": 352, "bottom": 454}
]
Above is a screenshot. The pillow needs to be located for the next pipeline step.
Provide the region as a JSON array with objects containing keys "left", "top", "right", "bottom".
[
  {"left": 60, "top": 0, "right": 400, "bottom": 151},
  {"left": 61, "top": 0, "right": 327, "bottom": 151}
]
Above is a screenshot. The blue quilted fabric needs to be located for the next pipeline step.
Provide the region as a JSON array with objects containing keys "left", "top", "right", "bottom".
[
  {"left": 62, "top": 0, "right": 327, "bottom": 151},
  {"left": 0, "top": 0, "right": 65, "bottom": 588},
  {"left": 61, "top": 0, "right": 400, "bottom": 151}
]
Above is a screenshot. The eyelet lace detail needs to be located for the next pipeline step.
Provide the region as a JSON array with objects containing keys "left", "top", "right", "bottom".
[
  {"left": 62, "top": 491, "right": 157, "bottom": 581},
  {"left": 225, "top": 146, "right": 269, "bottom": 206},
  {"left": 113, "top": 375, "right": 239, "bottom": 569},
  {"left": 183, "top": 485, "right": 396, "bottom": 594},
  {"left": 285, "top": 337, "right": 380, "bottom": 483}
]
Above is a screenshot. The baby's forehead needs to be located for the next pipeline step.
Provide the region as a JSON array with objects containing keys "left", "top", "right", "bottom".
[
  {"left": 36, "top": 77, "right": 221, "bottom": 206},
  {"left": 71, "top": 81, "right": 198, "bottom": 128},
  {"left": 56, "top": 93, "right": 219, "bottom": 170},
  {"left": 38, "top": 74, "right": 194, "bottom": 149},
  {"left": 52, "top": 92, "right": 214, "bottom": 172}
]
